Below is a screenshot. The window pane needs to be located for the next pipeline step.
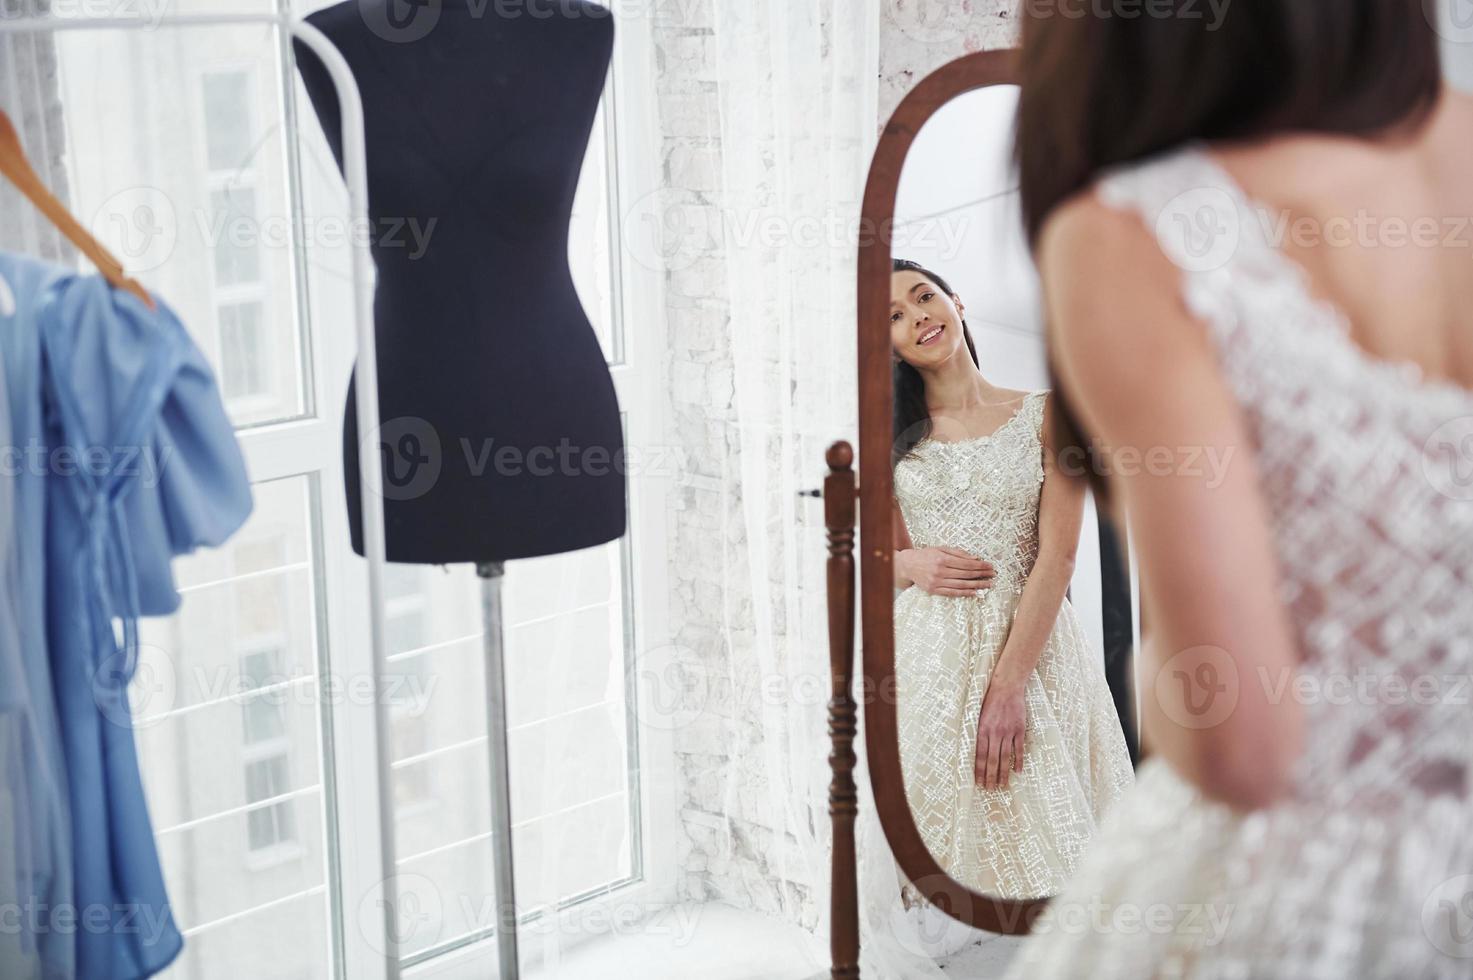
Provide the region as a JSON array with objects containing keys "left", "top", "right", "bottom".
[
  {"left": 240, "top": 647, "right": 288, "bottom": 745},
  {"left": 210, "top": 187, "right": 262, "bottom": 287},
  {"left": 240, "top": 650, "right": 277, "bottom": 689},
  {"left": 133, "top": 477, "right": 330, "bottom": 980},
  {"left": 245, "top": 757, "right": 296, "bottom": 852},
  {"left": 387, "top": 542, "right": 637, "bottom": 963},
  {"left": 219, "top": 302, "right": 270, "bottom": 403},
  {"left": 56, "top": 29, "right": 309, "bottom": 428},
  {"left": 391, "top": 710, "right": 433, "bottom": 811},
  {"left": 202, "top": 72, "right": 254, "bottom": 173},
  {"left": 242, "top": 694, "right": 287, "bottom": 745},
  {"left": 165, "top": 886, "right": 326, "bottom": 980}
]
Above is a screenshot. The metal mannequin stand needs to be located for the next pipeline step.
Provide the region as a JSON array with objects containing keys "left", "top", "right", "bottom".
[{"left": 477, "top": 561, "right": 520, "bottom": 979}]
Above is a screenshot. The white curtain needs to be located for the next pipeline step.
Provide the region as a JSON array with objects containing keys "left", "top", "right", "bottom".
[
  {"left": 703, "top": 2, "right": 994, "bottom": 975},
  {"left": 704, "top": 0, "right": 870, "bottom": 942},
  {"left": 692, "top": 1, "right": 980, "bottom": 975},
  {"left": 0, "top": 0, "right": 71, "bottom": 261},
  {"left": 707, "top": 0, "right": 866, "bottom": 943}
]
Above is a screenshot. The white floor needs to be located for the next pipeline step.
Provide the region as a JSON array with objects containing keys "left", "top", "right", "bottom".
[
  {"left": 939, "top": 933, "right": 1025, "bottom": 975},
  {"left": 521, "top": 902, "right": 1022, "bottom": 980},
  {"left": 527, "top": 903, "right": 828, "bottom": 980}
]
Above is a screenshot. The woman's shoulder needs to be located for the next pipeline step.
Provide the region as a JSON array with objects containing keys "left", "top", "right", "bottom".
[
  {"left": 1036, "top": 184, "right": 1179, "bottom": 290},
  {"left": 1036, "top": 196, "right": 1223, "bottom": 425},
  {"left": 997, "top": 388, "right": 1042, "bottom": 407}
]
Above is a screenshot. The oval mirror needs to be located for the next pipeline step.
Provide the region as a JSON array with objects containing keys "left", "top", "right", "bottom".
[{"left": 857, "top": 49, "right": 1143, "bottom": 942}]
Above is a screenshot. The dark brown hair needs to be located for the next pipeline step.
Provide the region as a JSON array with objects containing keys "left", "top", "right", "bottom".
[{"left": 1013, "top": 0, "right": 1443, "bottom": 499}]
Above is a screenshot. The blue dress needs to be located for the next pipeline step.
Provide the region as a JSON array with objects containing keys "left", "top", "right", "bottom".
[
  {"left": 0, "top": 255, "right": 74, "bottom": 979},
  {"left": 1, "top": 251, "right": 253, "bottom": 978}
]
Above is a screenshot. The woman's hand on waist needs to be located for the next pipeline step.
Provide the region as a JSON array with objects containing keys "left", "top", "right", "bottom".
[{"left": 896, "top": 547, "right": 996, "bottom": 598}]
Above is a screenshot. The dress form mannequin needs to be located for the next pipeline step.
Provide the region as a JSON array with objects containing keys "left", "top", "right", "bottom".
[
  {"left": 294, "top": 6, "right": 625, "bottom": 975},
  {"left": 294, "top": 0, "right": 626, "bottom": 565}
]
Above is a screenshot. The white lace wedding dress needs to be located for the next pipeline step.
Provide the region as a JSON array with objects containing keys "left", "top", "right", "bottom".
[
  {"left": 892, "top": 389, "right": 1135, "bottom": 901},
  {"left": 1005, "top": 144, "right": 1473, "bottom": 979}
]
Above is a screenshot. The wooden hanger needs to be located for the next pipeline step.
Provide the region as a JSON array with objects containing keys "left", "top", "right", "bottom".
[{"left": 0, "top": 109, "right": 154, "bottom": 310}]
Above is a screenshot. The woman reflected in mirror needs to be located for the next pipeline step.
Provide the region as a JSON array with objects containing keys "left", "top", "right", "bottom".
[{"left": 887, "top": 257, "right": 1134, "bottom": 905}]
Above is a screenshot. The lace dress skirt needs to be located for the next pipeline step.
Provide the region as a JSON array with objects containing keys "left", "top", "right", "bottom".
[
  {"left": 1004, "top": 758, "right": 1473, "bottom": 979},
  {"left": 894, "top": 582, "right": 1134, "bottom": 901}
]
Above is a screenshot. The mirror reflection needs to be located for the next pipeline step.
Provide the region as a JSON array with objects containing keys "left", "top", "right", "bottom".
[{"left": 887, "top": 85, "right": 1140, "bottom": 907}]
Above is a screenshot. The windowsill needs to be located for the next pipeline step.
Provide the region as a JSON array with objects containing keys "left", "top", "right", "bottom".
[
  {"left": 223, "top": 391, "right": 283, "bottom": 420},
  {"left": 244, "top": 840, "right": 306, "bottom": 872}
]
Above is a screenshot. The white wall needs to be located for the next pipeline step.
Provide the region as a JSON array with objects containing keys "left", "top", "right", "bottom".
[{"left": 878, "top": 0, "right": 1020, "bottom": 123}]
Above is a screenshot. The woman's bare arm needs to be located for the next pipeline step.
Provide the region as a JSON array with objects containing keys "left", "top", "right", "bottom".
[
  {"left": 988, "top": 393, "right": 1087, "bottom": 694},
  {"left": 1037, "top": 194, "right": 1304, "bottom": 811},
  {"left": 974, "top": 395, "right": 1087, "bottom": 790}
]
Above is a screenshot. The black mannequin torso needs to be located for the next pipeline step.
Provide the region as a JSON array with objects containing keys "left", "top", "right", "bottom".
[{"left": 294, "top": 0, "right": 626, "bottom": 563}]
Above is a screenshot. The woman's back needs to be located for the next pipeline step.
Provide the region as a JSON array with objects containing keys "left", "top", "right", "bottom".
[
  {"left": 1095, "top": 119, "right": 1473, "bottom": 802},
  {"left": 1005, "top": 96, "right": 1473, "bottom": 979},
  {"left": 1211, "top": 88, "right": 1473, "bottom": 391}
]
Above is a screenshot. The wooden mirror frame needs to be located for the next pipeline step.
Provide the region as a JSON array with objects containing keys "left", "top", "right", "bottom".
[{"left": 855, "top": 46, "right": 1048, "bottom": 937}]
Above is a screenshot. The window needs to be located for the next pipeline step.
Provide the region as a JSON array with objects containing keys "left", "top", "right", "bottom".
[
  {"left": 54, "top": 9, "right": 662, "bottom": 979},
  {"left": 385, "top": 541, "right": 639, "bottom": 967},
  {"left": 244, "top": 754, "right": 297, "bottom": 853},
  {"left": 129, "top": 477, "right": 330, "bottom": 979},
  {"left": 239, "top": 637, "right": 296, "bottom": 857},
  {"left": 61, "top": 34, "right": 311, "bottom": 432},
  {"left": 239, "top": 648, "right": 287, "bottom": 744},
  {"left": 200, "top": 69, "right": 275, "bottom": 416}
]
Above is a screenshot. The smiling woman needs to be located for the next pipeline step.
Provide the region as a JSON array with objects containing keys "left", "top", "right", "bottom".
[
  {"left": 834, "top": 55, "right": 1151, "bottom": 975},
  {"left": 886, "top": 256, "right": 1134, "bottom": 906}
]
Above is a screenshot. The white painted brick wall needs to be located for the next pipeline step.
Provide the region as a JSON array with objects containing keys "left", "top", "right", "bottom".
[
  {"left": 879, "top": 0, "right": 1020, "bottom": 122},
  {"left": 651, "top": 0, "right": 1017, "bottom": 925}
]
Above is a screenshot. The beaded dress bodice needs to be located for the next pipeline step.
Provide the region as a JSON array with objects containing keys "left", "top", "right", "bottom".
[{"left": 894, "top": 391, "right": 1048, "bottom": 605}]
